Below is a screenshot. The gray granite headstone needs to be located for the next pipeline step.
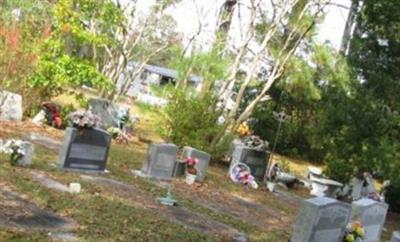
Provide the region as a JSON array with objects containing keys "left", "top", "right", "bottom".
[
  {"left": 0, "top": 90, "right": 22, "bottom": 121},
  {"left": 391, "top": 231, "right": 400, "bottom": 242},
  {"left": 351, "top": 198, "right": 389, "bottom": 242},
  {"left": 17, "top": 141, "right": 34, "bottom": 166},
  {"left": 142, "top": 143, "right": 178, "bottom": 179},
  {"left": 182, "top": 146, "right": 210, "bottom": 182},
  {"left": 229, "top": 144, "right": 268, "bottom": 181},
  {"left": 59, "top": 127, "right": 111, "bottom": 171},
  {"left": 291, "top": 197, "right": 351, "bottom": 242},
  {"left": 88, "top": 98, "right": 118, "bottom": 128}
]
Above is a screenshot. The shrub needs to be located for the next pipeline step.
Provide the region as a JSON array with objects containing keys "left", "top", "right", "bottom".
[{"left": 160, "top": 89, "right": 225, "bottom": 158}]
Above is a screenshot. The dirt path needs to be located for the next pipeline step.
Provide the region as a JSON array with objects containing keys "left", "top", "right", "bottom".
[{"left": 80, "top": 175, "right": 249, "bottom": 242}]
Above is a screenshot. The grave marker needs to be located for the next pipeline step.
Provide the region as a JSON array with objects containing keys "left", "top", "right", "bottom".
[
  {"left": 182, "top": 146, "right": 210, "bottom": 182},
  {"left": 291, "top": 197, "right": 351, "bottom": 242},
  {"left": 351, "top": 198, "right": 389, "bottom": 242},
  {"left": 88, "top": 98, "right": 118, "bottom": 128},
  {"left": 142, "top": 143, "right": 178, "bottom": 179},
  {"left": 59, "top": 127, "right": 111, "bottom": 171},
  {"left": 0, "top": 90, "right": 22, "bottom": 121},
  {"left": 230, "top": 144, "right": 268, "bottom": 181}
]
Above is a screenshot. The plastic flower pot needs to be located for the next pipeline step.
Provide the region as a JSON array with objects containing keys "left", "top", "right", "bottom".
[
  {"left": 267, "top": 181, "right": 276, "bottom": 192},
  {"left": 185, "top": 173, "right": 197, "bottom": 185}
]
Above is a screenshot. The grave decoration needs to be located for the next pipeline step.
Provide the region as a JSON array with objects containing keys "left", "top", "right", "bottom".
[
  {"left": 229, "top": 163, "right": 258, "bottom": 189},
  {"left": 229, "top": 135, "right": 269, "bottom": 181},
  {"left": 291, "top": 197, "right": 352, "bottom": 242},
  {"left": 351, "top": 198, "right": 388, "bottom": 242},
  {"left": 0, "top": 139, "right": 33, "bottom": 166},
  {"left": 107, "top": 127, "right": 129, "bottom": 144},
  {"left": 157, "top": 187, "right": 178, "bottom": 206},
  {"left": 59, "top": 110, "right": 111, "bottom": 172},
  {"left": 342, "top": 221, "right": 365, "bottom": 242},
  {"left": 182, "top": 146, "right": 211, "bottom": 182},
  {"left": 184, "top": 157, "right": 198, "bottom": 185}
]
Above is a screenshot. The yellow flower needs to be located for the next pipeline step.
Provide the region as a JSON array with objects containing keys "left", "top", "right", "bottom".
[
  {"left": 346, "top": 234, "right": 355, "bottom": 242},
  {"left": 355, "top": 227, "right": 365, "bottom": 237}
]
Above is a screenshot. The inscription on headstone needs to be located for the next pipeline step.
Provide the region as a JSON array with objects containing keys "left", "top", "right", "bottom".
[
  {"left": 142, "top": 143, "right": 178, "bottom": 179},
  {"left": 182, "top": 146, "right": 210, "bottom": 182},
  {"left": 291, "top": 197, "right": 351, "bottom": 242},
  {"left": 351, "top": 198, "right": 389, "bottom": 242},
  {"left": 59, "top": 127, "right": 111, "bottom": 171}
]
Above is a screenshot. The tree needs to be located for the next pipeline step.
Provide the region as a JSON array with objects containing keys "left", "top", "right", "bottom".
[{"left": 212, "top": 0, "right": 330, "bottom": 146}]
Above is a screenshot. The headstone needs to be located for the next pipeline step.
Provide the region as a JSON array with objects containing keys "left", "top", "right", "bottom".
[
  {"left": 351, "top": 198, "right": 389, "bottom": 242},
  {"left": 291, "top": 197, "right": 351, "bottom": 242},
  {"left": 229, "top": 144, "right": 268, "bottom": 181},
  {"left": 350, "top": 177, "right": 364, "bottom": 201},
  {"left": 182, "top": 146, "right": 210, "bottom": 182},
  {"left": 17, "top": 141, "right": 34, "bottom": 166},
  {"left": 391, "top": 231, "right": 400, "bottom": 242},
  {"left": 0, "top": 90, "right": 23, "bottom": 121},
  {"left": 141, "top": 143, "right": 178, "bottom": 179},
  {"left": 88, "top": 98, "right": 118, "bottom": 128},
  {"left": 59, "top": 127, "right": 111, "bottom": 171}
]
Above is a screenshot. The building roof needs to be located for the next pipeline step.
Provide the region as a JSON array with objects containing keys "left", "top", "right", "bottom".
[{"left": 129, "top": 61, "right": 203, "bottom": 83}]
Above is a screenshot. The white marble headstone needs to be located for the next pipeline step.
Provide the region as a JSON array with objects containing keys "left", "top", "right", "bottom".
[
  {"left": 0, "top": 90, "right": 22, "bottom": 121},
  {"left": 291, "top": 197, "right": 351, "bottom": 242},
  {"left": 351, "top": 198, "right": 389, "bottom": 242}
]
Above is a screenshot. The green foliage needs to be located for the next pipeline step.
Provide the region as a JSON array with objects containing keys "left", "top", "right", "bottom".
[
  {"left": 160, "top": 89, "right": 225, "bottom": 158},
  {"left": 252, "top": 44, "right": 351, "bottom": 162}
]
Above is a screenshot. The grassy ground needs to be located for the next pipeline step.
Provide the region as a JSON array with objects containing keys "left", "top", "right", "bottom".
[{"left": 0, "top": 101, "right": 399, "bottom": 241}]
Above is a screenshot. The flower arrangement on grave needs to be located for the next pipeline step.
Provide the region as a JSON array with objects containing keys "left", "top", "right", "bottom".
[
  {"left": 184, "top": 157, "right": 198, "bottom": 175},
  {"left": 0, "top": 139, "right": 25, "bottom": 166},
  {"left": 68, "top": 110, "right": 100, "bottom": 129},
  {"left": 237, "top": 121, "right": 251, "bottom": 137},
  {"left": 230, "top": 163, "right": 258, "bottom": 189},
  {"left": 343, "top": 221, "right": 365, "bottom": 242},
  {"left": 184, "top": 157, "right": 198, "bottom": 185},
  {"left": 242, "top": 135, "right": 269, "bottom": 151},
  {"left": 107, "top": 127, "right": 129, "bottom": 144}
]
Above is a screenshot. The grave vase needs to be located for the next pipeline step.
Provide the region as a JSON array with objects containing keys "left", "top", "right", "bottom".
[{"left": 185, "top": 173, "right": 197, "bottom": 185}]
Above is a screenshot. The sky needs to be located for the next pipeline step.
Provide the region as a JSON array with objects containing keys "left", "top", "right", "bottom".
[{"left": 130, "top": 0, "right": 352, "bottom": 52}]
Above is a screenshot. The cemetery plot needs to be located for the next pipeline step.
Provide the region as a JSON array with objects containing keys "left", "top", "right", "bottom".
[
  {"left": 0, "top": 184, "right": 76, "bottom": 232},
  {"left": 168, "top": 179, "right": 294, "bottom": 231},
  {"left": 80, "top": 175, "right": 248, "bottom": 241}
]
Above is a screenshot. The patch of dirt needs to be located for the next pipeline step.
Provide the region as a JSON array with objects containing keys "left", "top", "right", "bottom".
[
  {"left": 169, "top": 179, "right": 294, "bottom": 230},
  {"left": 0, "top": 121, "right": 63, "bottom": 140},
  {"left": 0, "top": 184, "right": 76, "bottom": 232},
  {"left": 80, "top": 175, "right": 248, "bottom": 241}
]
